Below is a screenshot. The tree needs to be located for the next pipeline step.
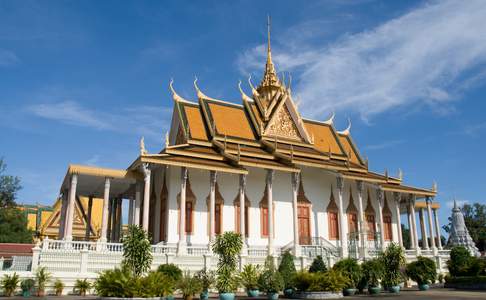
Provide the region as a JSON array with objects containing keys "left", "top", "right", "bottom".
[
  {"left": 121, "top": 225, "right": 152, "bottom": 277},
  {"left": 443, "top": 202, "right": 486, "bottom": 252},
  {"left": 0, "top": 206, "right": 32, "bottom": 243},
  {"left": 0, "top": 158, "right": 22, "bottom": 208}
]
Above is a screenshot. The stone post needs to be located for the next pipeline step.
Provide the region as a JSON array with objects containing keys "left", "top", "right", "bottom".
[
  {"left": 426, "top": 197, "right": 437, "bottom": 254},
  {"left": 409, "top": 196, "right": 420, "bottom": 254},
  {"left": 419, "top": 208, "right": 429, "bottom": 250},
  {"left": 31, "top": 244, "right": 41, "bottom": 273},
  {"left": 100, "top": 178, "right": 110, "bottom": 242},
  {"left": 357, "top": 181, "right": 367, "bottom": 258},
  {"left": 336, "top": 176, "right": 347, "bottom": 257},
  {"left": 142, "top": 163, "right": 151, "bottom": 231},
  {"left": 178, "top": 167, "right": 188, "bottom": 255},
  {"left": 80, "top": 247, "right": 89, "bottom": 274},
  {"left": 377, "top": 188, "right": 385, "bottom": 250},
  {"left": 291, "top": 172, "right": 301, "bottom": 257},
  {"left": 239, "top": 174, "right": 247, "bottom": 253},
  {"left": 266, "top": 169, "right": 275, "bottom": 256},
  {"left": 134, "top": 182, "right": 141, "bottom": 226},
  {"left": 209, "top": 171, "right": 217, "bottom": 246},
  {"left": 394, "top": 192, "right": 404, "bottom": 248}
]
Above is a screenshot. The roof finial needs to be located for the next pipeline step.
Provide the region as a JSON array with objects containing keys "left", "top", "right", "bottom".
[
  {"left": 238, "top": 80, "right": 253, "bottom": 103},
  {"left": 140, "top": 136, "right": 147, "bottom": 155},
  {"left": 260, "top": 15, "right": 279, "bottom": 88},
  {"left": 338, "top": 118, "right": 352, "bottom": 135},
  {"left": 267, "top": 14, "right": 272, "bottom": 62},
  {"left": 323, "top": 112, "right": 335, "bottom": 125},
  {"left": 194, "top": 76, "right": 217, "bottom": 100},
  {"left": 169, "top": 78, "right": 185, "bottom": 102}
]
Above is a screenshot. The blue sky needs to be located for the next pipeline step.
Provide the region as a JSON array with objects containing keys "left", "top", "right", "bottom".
[{"left": 1, "top": 0, "right": 486, "bottom": 236}]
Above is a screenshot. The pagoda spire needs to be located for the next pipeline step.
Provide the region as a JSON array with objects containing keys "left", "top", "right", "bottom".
[{"left": 260, "top": 15, "right": 280, "bottom": 88}]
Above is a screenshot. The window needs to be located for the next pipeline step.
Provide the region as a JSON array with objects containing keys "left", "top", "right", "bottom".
[
  {"left": 185, "top": 201, "right": 193, "bottom": 233},
  {"left": 328, "top": 211, "right": 339, "bottom": 239},
  {"left": 366, "top": 214, "right": 376, "bottom": 240},
  {"left": 261, "top": 205, "right": 269, "bottom": 237},
  {"left": 206, "top": 182, "right": 224, "bottom": 236},
  {"left": 215, "top": 203, "right": 222, "bottom": 235},
  {"left": 383, "top": 215, "right": 393, "bottom": 241},
  {"left": 348, "top": 213, "right": 358, "bottom": 235},
  {"left": 177, "top": 176, "right": 196, "bottom": 235},
  {"left": 235, "top": 198, "right": 250, "bottom": 237}
]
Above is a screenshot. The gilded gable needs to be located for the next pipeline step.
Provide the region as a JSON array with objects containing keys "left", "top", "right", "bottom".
[{"left": 265, "top": 104, "right": 302, "bottom": 140}]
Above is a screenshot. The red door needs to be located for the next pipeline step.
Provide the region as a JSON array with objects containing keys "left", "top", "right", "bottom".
[
  {"left": 298, "top": 205, "right": 311, "bottom": 245},
  {"left": 366, "top": 214, "right": 376, "bottom": 240},
  {"left": 348, "top": 213, "right": 358, "bottom": 239}
]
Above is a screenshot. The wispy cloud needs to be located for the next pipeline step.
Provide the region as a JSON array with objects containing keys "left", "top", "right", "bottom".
[
  {"left": 364, "top": 139, "right": 405, "bottom": 151},
  {"left": 237, "top": 0, "right": 486, "bottom": 121},
  {"left": 27, "top": 100, "right": 171, "bottom": 141},
  {"left": 83, "top": 154, "right": 101, "bottom": 166},
  {"left": 0, "top": 49, "right": 19, "bottom": 66}
]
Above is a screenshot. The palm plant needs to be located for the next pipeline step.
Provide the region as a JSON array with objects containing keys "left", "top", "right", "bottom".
[
  {"left": 240, "top": 264, "right": 261, "bottom": 292},
  {"left": 53, "top": 279, "right": 64, "bottom": 296},
  {"left": 177, "top": 272, "right": 203, "bottom": 300},
  {"left": 74, "top": 278, "right": 91, "bottom": 296},
  {"left": 35, "top": 267, "right": 51, "bottom": 297},
  {"left": 1, "top": 273, "right": 20, "bottom": 297}
]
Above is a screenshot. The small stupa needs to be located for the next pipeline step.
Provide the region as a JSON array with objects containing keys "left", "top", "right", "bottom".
[{"left": 448, "top": 199, "right": 480, "bottom": 256}]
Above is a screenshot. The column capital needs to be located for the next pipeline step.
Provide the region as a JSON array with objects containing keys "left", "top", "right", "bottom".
[
  {"left": 210, "top": 170, "right": 217, "bottom": 185},
  {"left": 142, "top": 163, "right": 151, "bottom": 179},
  {"left": 336, "top": 176, "right": 344, "bottom": 191},
  {"left": 356, "top": 180, "right": 364, "bottom": 194},
  {"left": 104, "top": 177, "right": 111, "bottom": 187},
  {"left": 266, "top": 169, "right": 274, "bottom": 185},
  {"left": 425, "top": 196, "right": 433, "bottom": 204},
  {"left": 239, "top": 174, "right": 246, "bottom": 190},
  {"left": 291, "top": 172, "right": 300, "bottom": 191},
  {"left": 71, "top": 173, "right": 78, "bottom": 183},
  {"left": 181, "top": 167, "right": 188, "bottom": 182},
  {"left": 393, "top": 192, "right": 401, "bottom": 204},
  {"left": 376, "top": 187, "right": 384, "bottom": 204}
]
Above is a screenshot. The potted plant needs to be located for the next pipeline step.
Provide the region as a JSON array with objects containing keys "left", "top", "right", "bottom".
[
  {"left": 195, "top": 268, "right": 215, "bottom": 300},
  {"left": 157, "top": 263, "right": 183, "bottom": 281},
  {"left": 240, "top": 264, "right": 261, "bottom": 297},
  {"left": 381, "top": 243, "right": 406, "bottom": 293},
  {"left": 212, "top": 232, "right": 243, "bottom": 300},
  {"left": 278, "top": 250, "right": 296, "bottom": 297},
  {"left": 74, "top": 278, "right": 91, "bottom": 296},
  {"left": 332, "top": 258, "right": 362, "bottom": 296},
  {"left": 362, "top": 258, "right": 384, "bottom": 295},
  {"left": 1, "top": 273, "right": 20, "bottom": 297},
  {"left": 258, "top": 256, "right": 284, "bottom": 300},
  {"left": 406, "top": 256, "right": 437, "bottom": 291},
  {"left": 53, "top": 279, "right": 64, "bottom": 296},
  {"left": 20, "top": 279, "right": 35, "bottom": 297},
  {"left": 177, "top": 272, "right": 203, "bottom": 300},
  {"left": 35, "top": 266, "right": 51, "bottom": 297},
  {"left": 308, "top": 255, "right": 327, "bottom": 273}
]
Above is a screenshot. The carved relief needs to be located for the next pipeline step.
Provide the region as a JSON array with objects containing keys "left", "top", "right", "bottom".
[{"left": 265, "top": 104, "right": 301, "bottom": 140}]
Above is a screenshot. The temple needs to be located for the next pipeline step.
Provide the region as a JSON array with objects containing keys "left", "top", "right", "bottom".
[{"left": 8, "top": 22, "right": 450, "bottom": 280}]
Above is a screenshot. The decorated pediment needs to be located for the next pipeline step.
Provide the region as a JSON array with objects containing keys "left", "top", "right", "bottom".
[{"left": 264, "top": 103, "right": 302, "bottom": 141}]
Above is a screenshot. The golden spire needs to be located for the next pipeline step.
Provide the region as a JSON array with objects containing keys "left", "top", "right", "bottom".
[{"left": 260, "top": 15, "right": 280, "bottom": 88}]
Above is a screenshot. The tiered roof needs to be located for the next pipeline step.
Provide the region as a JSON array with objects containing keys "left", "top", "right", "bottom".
[{"left": 129, "top": 23, "right": 435, "bottom": 198}]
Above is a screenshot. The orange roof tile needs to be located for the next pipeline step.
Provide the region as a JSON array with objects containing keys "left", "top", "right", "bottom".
[
  {"left": 303, "top": 120, "right": 345, "bottom": 156},
  {"left": 184, "top": 105, "right": 209, "bottom": 141},
  {"left": 206, "top": 102, "right": 256, "bottom": 140},
  {"left": 338, "top": 134, "right": 363, "bottom": 165}
]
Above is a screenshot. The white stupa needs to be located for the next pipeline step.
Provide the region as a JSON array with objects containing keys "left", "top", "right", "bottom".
[{"left": 448, "top": 199, "right": 480, "bottom": 257}]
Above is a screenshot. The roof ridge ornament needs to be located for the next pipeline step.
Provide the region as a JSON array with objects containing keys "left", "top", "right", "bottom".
[
  {"left": 194, "top": 76, "right": 217, "bottom": 100},
  {"left": 140, "top": 136, "right": 147, "bottom": 155},
  {"left": 248, "top": 75, "right": 259, "bottom": 97},
  {"left": 259, "top": 15, "right": 280, "bottom": 88},
  {"left": 238, "top": 80, "right": 253, "bottom": 103},
  {"left": 169, "top": 78, "right": 189, "bottom": 103},
  {"left": 338, "top": 118, "right": 352, "bottom": 135},
  {"left": 323, "top": 112, "right": 335, "bottom": 125}
]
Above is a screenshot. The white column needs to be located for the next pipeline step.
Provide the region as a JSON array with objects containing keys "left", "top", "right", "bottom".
[
  {"left": 409, "top": 196, "right": 420, "bottom": 253},
  {"left": 394, "top": 192, "right": 403, "bottom": 248},
  {"left": 266, "top": 169, "right": 275, "bottom": 256},
  {"left": 426, "top": 197, "right": 437, "bottom": 253},
  {"left": 357, "top": 181, "right": 367, "bottom": 258},
  {"left": 239, "top": 174, "right": 247, "bottom": 251},
  {"left": 128, "top": 198, "right": 134, "bottom": 225},
  {"left": 178, "top": 167, "right": 188, "bottom": 254},
  {"left": 134, "top": 183, "right": 141, "bottom": 226},
  {"left": 100, "top": 178, "right": 110, "bottom": 242},
  {"left": 376, "top": 188, "right": 385, "bottom": 250},
  {"left": 58, "top": 191, "right": 67, "bottom": 239},
  {"left": 65, "top": 174, "right": 78, "bottom": 241},
  {"left": 291, "top": 173, "right": 300, "bottom": 256},
  {"left": 433, "top": 208, "right": 442, "bottom": 250},
  {"left": 407, "top": 206, "right": 414, "bottom": 249},
  {"left": 142, "top": 163, "right": 151, "bottom": 231},
  {"left": 154, "top": 188, "right": 162, "bottom": 243},
  {"left": 336, "top": 176, "right": 347, "bottom": 257},
  {"left": 419, "top": 208, "right": 429, "bottom": 249},
  {"left": 209, "top": 171, "right": 217, "bottom": 245}
]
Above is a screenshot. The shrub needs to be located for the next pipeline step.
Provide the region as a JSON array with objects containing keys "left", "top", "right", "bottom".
[
  {"left": 278, "top": 250, "right": 297, "bottom": 289},
  {"left": 406, "top": 256, "right": 437, "bottom": 285},
  {"left": 177, "top": 272, "right": 203, "bottom": 300},
  {"left": 332, "top": 258, "right": 361, "bottom": 289},
  {"left": 361, "top": 258, "right": 384, "bottom": 288},
  {"left": 95, "top": 266, "right": 138, "bottom": 297},
  {"left": 258, "top": 256, "right": 284, "bottom": 294},
  {"left": 53, "top": 279, "right": 64, "bottom": 296},
  {"left": 212, "top": 231, "right": 243, "bottom": 293},
  {"left": 308, "top": 255, "right": 327, "bottom": 273},
  {"left": 35, "top": 266, "right": 51, "bottom": 295},
  {"left": 380, "top": 243, "right": 406, "bottom": 287},
  {"left": 157, "top": 263, "right": 183, "bottom": 281},
  {"left": 240, "top": 264, "right": 261, "bottom": 291},
  {"left": 140, "top": 271, "right": 174, "bottom": 297},
  {"left": 122, "top": 225, "right": 152, "bottom": 277},
  {"left": 74, "top": 279, "right": 91, "bottom": 296},
  {"left": 293, "top": 271, "right": 348, "bottom": 293},
  {"left": 20, "top": 279, "right": 35, "bottom": 292},
  {"left": 438, "top": 273, "right": 444, "bottom": 284},
  {"left": 447, "top": 246, "right": 472, "bottom": 277},
  {"left": 1, "top": 273, "right": 20, "bottom": 296},
  {"left": 195, "top": 268, "right": 215, "bottom": 292},
  {"left": 445, "top": 275, "right": 486, "bottom": 285}
]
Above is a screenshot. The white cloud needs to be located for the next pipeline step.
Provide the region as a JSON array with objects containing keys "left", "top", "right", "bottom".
[
  {"left": 0, "top": 49, "right": 19, "bottom": 66},
  {"left": 364, "top": 139, "right": 405, "bottom": 151},
  {"left": 27, "top": 101, "right": 171, "bottom": 141},
  {"left": 237, "top": 0, "right": 486, "bottom": 120}
]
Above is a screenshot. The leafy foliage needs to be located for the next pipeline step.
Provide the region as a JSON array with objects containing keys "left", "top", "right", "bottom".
[
  {"left": 20, "top": 279, "right": 34, "bottom": 292},
  {"left": 361, "top": 258, "right": 384, "bottom": 287},
  {"left": 406, "top": 256, "right": 437, "bottom": 285},
  {"left": 239, "top": 264, "right": 261, "bottom": 291},
  {"left": 122, "top": 225, "right": 152, "bottom": 277},
  {"left": 258, "top": 256, "right": 284, "bottom": 293},
  {"left": 0, "top": 159, "right": 21, "bottom": 208},
  {"left": 444, "top": 203, "right": 486, "bottom": 251},
  {"left": 212, "top": 232, "right": 243, "bottom": 293},
  {"left": 157, "top": 263, "right": 183, "bottom": 281},
  {"left": 177, "top": 272, "right": 203, "bottom": 299},
  {"left": 74, "top": 279, "right": 91, "bottom": 295},
  {"left": 1, "top": 273, "right": 20, "bottom": 296},
  {"left": 293, "top": 270, "right": 348, "bottom": 292},
  {"left": 447, "top": 246, "right": 486, "bottom": 277},
  {"left": 332, "top": 258, "right": 362, "bottom": 289},
  {"left": 278, "top": 250, "right": 297, "bottom": 289},
  {"left": 380, "top": 243, "right": 406, "bottom": 286},
  {"left": 0, "top": 206, "right": 32, "bottom": 243},
  {"left": 195, "top": 268, "right": 215, "bottom": 291},
  {"left": 35, "top": 266, "right": 51, "bottom": 293},
  {"left": 308, "top": 255, "right": 327, "bottom": 273},
  {"left": 53, "top": 279, "right": 64, "bottom": 295}
]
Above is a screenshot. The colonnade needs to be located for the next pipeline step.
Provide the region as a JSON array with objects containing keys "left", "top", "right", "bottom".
[{"left": 406, "top": 196, "right": 443, "bottom": 254}]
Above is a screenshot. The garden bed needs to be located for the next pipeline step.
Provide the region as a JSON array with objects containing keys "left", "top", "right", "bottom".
[{"left": 292, "top": 291, "right": 343, "bottom": 299}]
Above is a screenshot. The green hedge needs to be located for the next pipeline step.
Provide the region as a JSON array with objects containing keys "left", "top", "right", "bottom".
[{"left": 445, "top": 276, "right": 486, "bottom": 285}]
